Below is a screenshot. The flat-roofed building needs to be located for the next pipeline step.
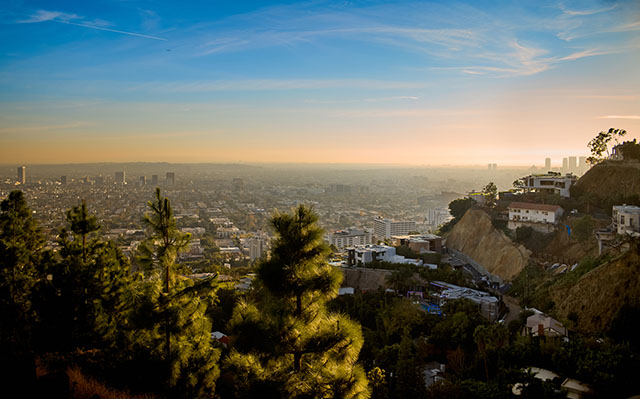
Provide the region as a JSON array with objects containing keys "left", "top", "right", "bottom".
[
  {"left": 347, "top": 244, "right": 422, "bottom": 267},
  {"left": 326, "top": 228, "right": 372, "bottom": 250},
  {"left": 516, "top": 172, "right": 577, "bottom": 198},
  {"left": 374, "top": 217, "right": 417, "bottom": 240},
  {"left": 508, "top": 202, "right": 564, "bottom": 233},
  {"left": 612, "top": 205, "right": 640, "bottom": 235}
]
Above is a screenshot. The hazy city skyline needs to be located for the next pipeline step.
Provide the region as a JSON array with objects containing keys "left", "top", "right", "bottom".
[{"left": 1, "top": 0, "right": 639, "bottom": 165}]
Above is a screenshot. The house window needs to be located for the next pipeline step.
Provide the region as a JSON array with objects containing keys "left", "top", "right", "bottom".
[{"left": 620, "top": 215, "right": 625, "bottom": 225}]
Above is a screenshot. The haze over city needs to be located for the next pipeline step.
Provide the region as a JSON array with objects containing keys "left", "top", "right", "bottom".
[{"left": 1, "top": 0, "right": 639, "bottom": 165}]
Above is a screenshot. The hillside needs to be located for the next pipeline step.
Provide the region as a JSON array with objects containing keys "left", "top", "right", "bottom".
[
  {"left": 572, "top": 160, "right": 640, "bottom": 200},
  {"left": 553, "top": 242, "right": 640, "bottom": 334},
  {"left": 446, "top": 208, "right": 530, "bottom": 281}
]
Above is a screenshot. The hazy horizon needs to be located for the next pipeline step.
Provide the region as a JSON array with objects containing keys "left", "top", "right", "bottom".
[{"left": 1, "top": 0, "right": 639, "bottom": 164}]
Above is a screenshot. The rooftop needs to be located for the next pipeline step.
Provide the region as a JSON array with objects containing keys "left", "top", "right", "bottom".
[
  {"left": 508, "top": 201, "right": 563, "bottom": 212},
  {"left": 613, "top": 204, "right": 640, "bottom": 213}
]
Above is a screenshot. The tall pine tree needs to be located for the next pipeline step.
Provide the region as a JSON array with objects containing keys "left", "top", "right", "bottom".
[
  {"left": 132, "top": 188, "right": 220, "bottom": 398},
  {"left": 0, "top": 191, "right": 45, "bottom": 389},
  {"left": 33, "top": 200, "right": 134, "bottom": 354},
  {"left": 223, "top": 205, "right": 369, "bottom": 398}
]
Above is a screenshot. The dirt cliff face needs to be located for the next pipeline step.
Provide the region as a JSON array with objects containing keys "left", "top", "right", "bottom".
[
  {"left": 446, "top": 208, "right": 530, "bottom": 281},
  {"left": 553, "top": 243, "right": 640, "bottom": 334}
]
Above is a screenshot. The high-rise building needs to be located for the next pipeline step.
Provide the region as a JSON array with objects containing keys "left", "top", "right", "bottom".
[
  {"left": 166, "top": 172, "right": 175, "bottom": 185},
  {"left": 115, "top": 171, "right": 126, "bottom": 184},
  {"left": 17, "top": 166, "right": 26, "bottom": 184},
  {"left": 545, "top": 158, "right": 551, "bottom": 170},
  {"left": 60, "top": 175, "right": 67, "bottom": 185},
  {"left": 578, "top": 156, "right": 587, "bottom": 173},
  {"left": 151, "top": 175, "right": 159, "bottom": 185},
  {"left": 373, "top": 217, "right": 417, "bottom": 240},
  {"left": 249, "top": 237, "right": 266, "bottom": 262},
  {"left": 568, "top": 156, "right": 577, "bottom": 172},
  {"left": 140, "top": 176, "right": 147, "bottom": 185},
  {"left": 562, "top": 158, "right": 568, "bottom": 171}
]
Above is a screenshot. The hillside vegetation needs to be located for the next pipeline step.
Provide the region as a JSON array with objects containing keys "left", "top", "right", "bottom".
[
  {"left": 553, "top": 242, "right": 640, "bottom": 334},
  {"left": 572, "top": 160, "right": 640, "bottom": 210}
]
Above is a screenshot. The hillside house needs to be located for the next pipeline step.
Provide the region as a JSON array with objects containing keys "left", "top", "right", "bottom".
[
  {"left": 525, "top": 310, "right": 568, "bottom": 338},
  {"left": 346, "top": 244, "right": 422, "bottom": 267},
  {"left": 612, "top": 205, "right": 640, "bottom": 235},
  {"left": 516, "top": 172, "right": 577, "bottom": 198},
  {"left": 508, "top": 202, "right": 564, "bottom": 233}
]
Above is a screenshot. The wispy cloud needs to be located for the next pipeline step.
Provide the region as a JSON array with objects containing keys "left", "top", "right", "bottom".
[
  {"left": 17, "top": 10, "right": 80, "bottom": 23},
  {"left": 17, "top": 9, "right": 167, "bottom": 41},
  {"left": 183, "top": 1, "right": 638, "bottom": 79},
  {"left": 597, "top": 115, "right": 640, "bottom": 120}
]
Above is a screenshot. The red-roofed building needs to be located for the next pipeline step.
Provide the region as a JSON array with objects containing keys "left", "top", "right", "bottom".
[{"left": 507, "top": 202, "right": 564, "bottom": 233}]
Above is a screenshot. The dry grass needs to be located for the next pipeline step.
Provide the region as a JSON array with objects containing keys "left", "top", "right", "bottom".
[{"left": 67, "top": 366, "right": 156, "bottom": 399}]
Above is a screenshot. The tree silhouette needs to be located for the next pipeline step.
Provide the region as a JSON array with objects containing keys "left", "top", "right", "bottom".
[
  {"left": 66, "top": 199, "right": 100, "bottom": 263},
  {"left": 587, "top": 128, "right": 627, "bottom": 165},
  {"left": 0, "top": 191, "right": 45, "bottom": 390}
]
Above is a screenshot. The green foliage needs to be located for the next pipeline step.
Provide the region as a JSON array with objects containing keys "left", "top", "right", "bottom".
[
  {"left": 514, "top": 227, "right": 554, "bottom": 253},
  {"left": 66, "top": 200, "right": 100, "bottom": 263},
  {"left": 439, "top": 197, "right": 476, "bottom": 234},
  {"left": 430, "top": 299, "right": 485, "bottom": 353},
  {"left": 223, "top": 205, "right": 369, "bottom": 398},
  {"left": 394, "top": 332, "right": 425, "bottom": 397},
  {"left": 473, "top": 324, "right": 508, "bottom": 381},
  {"left": 587, "top": 127, "right": 627, "bottom": 165},
  {"left": 552, "top": 337, "right": 638, "bottom": 396},
  {"left": 482, "top": 182, "right": 498, "bottom": 207},
  {"left": 618, "top": 139, "right": 640, "bottom": 161},
  {"left": 367, "top": 367, "right": 389, "bottom": 399},
  {"left": 449, "top": 197, "right": 475, "bottom": 220},
  {"left": 127, "top": 189, "right": 220, "bottom": 398},
  {"left": 0, "top": 191, "right": 44, "bottom": 343},
  {"left": 570, "top": 215, "right": 595, "bottom": 246},
  {"left": 0, "top": 190, "right": 46, "bottom": 388}
]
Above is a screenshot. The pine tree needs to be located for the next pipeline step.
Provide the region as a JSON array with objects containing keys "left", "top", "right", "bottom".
[
  {"left": 224, "top": 205, "right": 370, "bottom": 398},
  {"left": 34, "top": 200, "right": 134, "bottom": 353},
  {"left": 0, "top": 191, "right": 45, "bottom": 389},
  {"left": 133, "top": 188, "right": 220, "bottom": 398},
  {"left": 66, "top": 199, "right": 100, "bottom": 263}
]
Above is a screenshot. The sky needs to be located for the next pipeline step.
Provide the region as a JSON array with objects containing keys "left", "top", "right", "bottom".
[{"left": 1, "top": 0, "right": 639, "bottom": 166}]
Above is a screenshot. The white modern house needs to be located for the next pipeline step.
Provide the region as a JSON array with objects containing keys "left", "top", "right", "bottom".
[
  {"left": 612, "top": 205, "right": 640, "bottom": 235},
  {"left": 346, "top": 244, "right": 422, "bottom": 267},
  {"left": 326, "top": 228, "right": 372, "bottom": 250},
  {"left": 508, "top": 202, "right": 564, "bottom": 233},
  {"left": 517, "top": 172, "right": 578, "bottom": 198}
]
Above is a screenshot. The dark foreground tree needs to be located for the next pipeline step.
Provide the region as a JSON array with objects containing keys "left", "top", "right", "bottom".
[
  {"left": 223, "top": 205, "right": 369, "bottom": 398},
  {"left": 33, "top": 200, "right": 136, "bottom": 354},
  {"left": 0, "top": 191, "right": 46, "bottom": 389},
  {"left": 132, "top": 188, "right": 220, "bottom": 398}
]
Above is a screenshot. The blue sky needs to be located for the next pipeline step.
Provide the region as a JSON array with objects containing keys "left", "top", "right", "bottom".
[{"left": 1, "top": 0, "right": 639, "bottom": 165}]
